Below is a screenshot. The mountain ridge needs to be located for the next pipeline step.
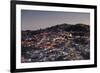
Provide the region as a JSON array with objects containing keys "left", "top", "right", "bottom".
[{"left": 22, "top": 23, "right": 90, "bottom": 36}]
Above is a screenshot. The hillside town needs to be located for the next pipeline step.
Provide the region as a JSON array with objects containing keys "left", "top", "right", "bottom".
[{"left": 21, "top": 23, "right": 90, "bottom": 63}]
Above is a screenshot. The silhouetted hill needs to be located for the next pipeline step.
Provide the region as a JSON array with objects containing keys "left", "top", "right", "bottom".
[
  {"left": 22, "top": 23, "right": 90, "bottom": 37},
  {"left": 46, "top": 23, "right": 90, "bottom": 32}
]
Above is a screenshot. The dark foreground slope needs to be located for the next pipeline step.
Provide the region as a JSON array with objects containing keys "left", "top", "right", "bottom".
[{"left": 21, "top": 23, "right": 90, "bottom": 63}]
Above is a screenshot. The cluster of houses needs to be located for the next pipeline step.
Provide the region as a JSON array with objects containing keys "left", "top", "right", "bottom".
[{"left": 21, "top": 24, "right": 90, "bottom": 63}]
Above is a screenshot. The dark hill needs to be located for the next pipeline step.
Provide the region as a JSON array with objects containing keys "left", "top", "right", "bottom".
[
  {"left": 22, "top": 23, "right": 90, "bottom": 36},
  {"left": 45, "top": 23, "right": 90, "bottom": 32}
]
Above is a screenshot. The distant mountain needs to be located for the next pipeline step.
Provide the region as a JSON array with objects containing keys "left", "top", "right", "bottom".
[
  {"left": 22, "top": 23, "right": 90, "bottom": 36},
  {"left": 45, "top": 23, "right": 90, "bottom": 32}
]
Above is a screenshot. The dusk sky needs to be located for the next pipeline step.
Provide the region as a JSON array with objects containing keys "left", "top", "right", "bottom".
[{"left": 21, "top": 10, "right": 90, "bottom": 30}]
